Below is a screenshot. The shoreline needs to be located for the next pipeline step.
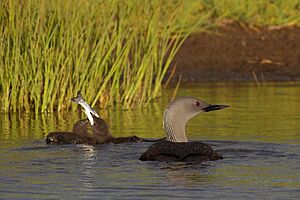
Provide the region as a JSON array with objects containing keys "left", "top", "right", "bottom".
[{"left": 170, "top": 22, "right": 300, "bottom": 83}]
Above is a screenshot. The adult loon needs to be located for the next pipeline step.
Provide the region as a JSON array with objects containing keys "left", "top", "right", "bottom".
[{"left": 139, "top": 97, "right": 228, "bottom": 162}]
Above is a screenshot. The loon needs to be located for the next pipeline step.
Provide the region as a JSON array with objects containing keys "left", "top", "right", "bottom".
[
  {"left": 139, "top": 97, "right": 228, "bottom": 162},
  {"left": 71, "top": 92, "right": 164, "bottom": 144},
  {"left": 46, "top": 92, "right": 164, "bottom": 145},
  {"left": 46, "top": 119, "right": 95, "bottom": 144}
]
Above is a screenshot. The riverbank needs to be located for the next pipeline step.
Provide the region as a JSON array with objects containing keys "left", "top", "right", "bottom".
[{"left": 171, "top": 22, "right": 300, "bottom": 82}]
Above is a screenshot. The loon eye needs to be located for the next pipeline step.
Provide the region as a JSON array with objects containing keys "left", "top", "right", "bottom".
[{"left": 195, "top": 101, "right": 200, "bottom": 107}]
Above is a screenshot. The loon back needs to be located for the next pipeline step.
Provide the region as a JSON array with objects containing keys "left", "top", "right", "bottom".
[
  {"left": 46, "top": 118, "right": 96, "bottom": 144},
  {"left": 46, "top": 132, "right": 84, "bottom": 144},
  {"left": 139, "top": 140, "right": 223, "bottom": 162}
]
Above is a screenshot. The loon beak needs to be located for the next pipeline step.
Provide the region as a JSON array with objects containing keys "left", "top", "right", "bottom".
[{"left": 203, "top": 104, "right": 229, "bottom": 112}]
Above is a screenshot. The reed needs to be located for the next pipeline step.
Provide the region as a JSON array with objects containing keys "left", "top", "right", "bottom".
[
  {"left": 196, "top": 0, "right": 300, "bottom": 27},
  {"left": 0, "top": 0, "right": 204, "bottom": 113},
  {"left": 1, "top": 0, "right": 299, "bottom": 113}
]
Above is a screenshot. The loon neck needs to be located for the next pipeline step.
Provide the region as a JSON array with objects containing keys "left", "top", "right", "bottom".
[{"left": 163, "top": 108, "right": 188, "bottom": 143}]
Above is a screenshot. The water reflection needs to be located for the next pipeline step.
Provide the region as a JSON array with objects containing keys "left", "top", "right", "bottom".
[
  {"left": 1, "top": 82, "right": 300, "bottom": 144},
  {"left": 159, "top": 162, "right": 216, "bottom": 187},
  {"left": 77, "top": 145, "right": 97, "bottom": 192}
]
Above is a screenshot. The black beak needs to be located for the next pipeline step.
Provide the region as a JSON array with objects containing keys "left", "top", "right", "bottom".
[{"left": 203, "top": 104, "right": 229, "bottom": 112}]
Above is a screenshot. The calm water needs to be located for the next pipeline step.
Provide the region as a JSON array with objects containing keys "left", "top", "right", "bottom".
[{"left": 0, "top": 82, "right": 300, "bottom": 199}]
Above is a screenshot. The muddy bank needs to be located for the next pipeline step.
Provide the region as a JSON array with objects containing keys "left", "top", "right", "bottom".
[{"left": 171, "top": 23, "right": 300, "bottom": 82}]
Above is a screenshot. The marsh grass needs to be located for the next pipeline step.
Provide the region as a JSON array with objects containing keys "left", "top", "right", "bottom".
[
  {"left": 0, "top": 0, "right": 205, "bottom": 113},
  {"left": 208, "top": 0, "right": 300, "bottom": 26},
  {"left": 184, "top": 0, "right": 300, "bottom": 29},
  {"left": 1, "top": 0, "right": 299, "bottom": 113}
]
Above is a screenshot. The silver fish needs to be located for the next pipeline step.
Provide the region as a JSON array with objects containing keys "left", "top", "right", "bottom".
[{"left": 71, "top": 92, "right": 99, "bottom": 126}]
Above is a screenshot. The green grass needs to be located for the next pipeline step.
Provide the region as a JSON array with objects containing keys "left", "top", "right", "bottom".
[
  {"left": 0, "top": 0, "right": 299, "bottom": 113},
  {"left": 202, "top": 0, "right": 300, "bottom": 26},
  {"left": 0, "top": 0, "right": 203, "bottom": 113}
]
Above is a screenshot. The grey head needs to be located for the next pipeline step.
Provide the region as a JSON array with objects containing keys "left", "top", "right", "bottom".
[
  {"left": 71, "top": 92, "right": 99, "bottom": 126},
  {"left": 163, "top": 97, "right": 228, "bottom": 142}
]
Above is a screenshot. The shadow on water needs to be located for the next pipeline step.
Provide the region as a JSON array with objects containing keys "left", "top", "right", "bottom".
[{"left": 0, "top": 82, "right": 300, "bottom": 199}]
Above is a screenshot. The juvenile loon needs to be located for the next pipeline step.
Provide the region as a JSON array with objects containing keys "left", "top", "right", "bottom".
[
  {"left": 72, "top": 92, "right": 164, "bottom": 144},
  {"left": 71, "top": 93, "right": 112, "bottom": 144},
  {"left": 46, "top": 93, "right": 105, "bottom": 145},
  {"left": 139, "top": 97, "right": 228, "bottom": 162},
  {"left": 46, "top": 119, "right": 94, "bottom": 144}
]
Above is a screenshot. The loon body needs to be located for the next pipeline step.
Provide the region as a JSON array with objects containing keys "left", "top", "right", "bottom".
[
  {"left": 46, "top": 92, "right": 164, "bottom": 145},
  {"left": 72, "top": 92, "right": 164, "bottom": 144},
  {"left": 46, "top": 119, "right": 95, "bottom": 144}
]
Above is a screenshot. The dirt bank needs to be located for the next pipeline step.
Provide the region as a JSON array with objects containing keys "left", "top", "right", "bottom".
[{"left": 171, "top": 22, "right": 300, "bottom": 82}]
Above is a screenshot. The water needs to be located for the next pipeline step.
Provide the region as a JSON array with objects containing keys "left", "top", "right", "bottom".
[{"left": 0, "top": 82, "right": 300, "bottom": 199}]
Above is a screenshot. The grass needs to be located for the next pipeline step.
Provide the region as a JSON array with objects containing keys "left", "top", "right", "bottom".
[
  {"left": 0, "top": 0, "right": 203, "bottom": 113},
  {"left": 212, "top": 0, "right": 300, "bottom": 26},
  {"left": 186, "top": 0, "right": 300, "bottom": 28},
  {"left": 0, "top": 0, "right": 299, "bottom": 113}
]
